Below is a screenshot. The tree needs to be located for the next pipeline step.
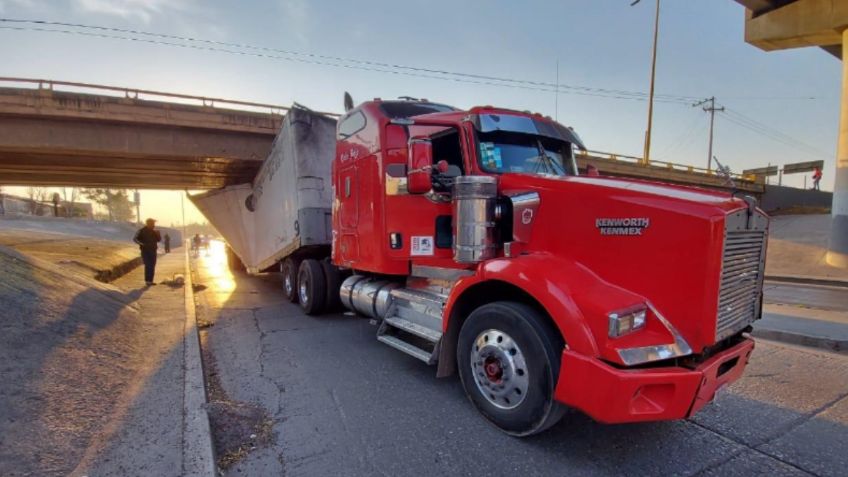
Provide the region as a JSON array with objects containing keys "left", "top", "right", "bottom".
[
  {"left": 61, "top": 187, "right": 80, "bottom": 217},
  {"left": 82, "top": 188, "right": 136, "bottom": 222},
  {"left": 26, "top": 187, "right": 48, "bottom": 214}
]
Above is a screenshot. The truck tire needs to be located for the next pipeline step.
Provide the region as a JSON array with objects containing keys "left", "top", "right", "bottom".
[
  {"left": 297, "top": 259, "right": 327, "bottom": 315},
  {"left": 457, "top": 301, "right": 566, "bottom": 437},
  {"left": 320, "top": 259, "right": 342, "bottom": 312},
  {"left": 281, "top": 257, "right": 302, "bottom": 303}
]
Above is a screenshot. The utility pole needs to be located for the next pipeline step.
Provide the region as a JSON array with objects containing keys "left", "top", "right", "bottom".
[
  {"left": 693, "top": 97, "right": 724, "bottom": 171},
  {"left": 134, "top": 190, "right": 141, "bottom": 224},
  {"left": 555, "top": 59, "right": 559, "bottom": 122},
  {"left": 632, "top": 0, "right": 661, "bottom": 165},
  {"left": 181, "top": 191, "right": 187, "bottom": 248}
]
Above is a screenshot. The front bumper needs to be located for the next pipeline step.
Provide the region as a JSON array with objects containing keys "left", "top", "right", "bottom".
[{"left": 554, "top": 338, "right": 755, "bottom": 424}]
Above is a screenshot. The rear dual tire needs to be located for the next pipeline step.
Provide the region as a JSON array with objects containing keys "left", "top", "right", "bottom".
[
  {"left": 281, "top": 257, "right": 302, "bottom": 303},
  {"left": 297, "top": 259, "right": 326, "bottom": 315},
  {"left": 292, "top": 258, "right": 343, "bottom": 315},
  {"left": 457, "top": 301, "right": 566, "bottom": 436}
]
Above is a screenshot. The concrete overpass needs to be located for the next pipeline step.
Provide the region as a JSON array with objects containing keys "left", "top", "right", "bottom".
[
  {"left": 0, "top": 78, "right": 287, "bottom": 189},
  {"left": 734, "top": 0, "right": 848, "bottom": 267},
  {"left": 0, "top": 77, "right": 763, "bottom": 193}
]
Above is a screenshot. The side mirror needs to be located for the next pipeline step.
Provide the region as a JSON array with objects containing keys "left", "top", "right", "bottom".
[
  {"left": 586, "top": 164, "right": 600, "bottom": 177},
  {"left": 407, "top": 138, "right": 433, "bottom": 194}
]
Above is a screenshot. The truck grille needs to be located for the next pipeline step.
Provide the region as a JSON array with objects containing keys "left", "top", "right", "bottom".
[{"left": 716, "top": 226, "right": 766, "bottom": 341}]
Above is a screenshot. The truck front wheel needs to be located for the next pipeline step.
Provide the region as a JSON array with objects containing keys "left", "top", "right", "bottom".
[
  {"left": 297, "top": 259, "right": 327, "bottom": 315},
  {"left": 457, "top": 301, "right": 566, "bottom": 436}
]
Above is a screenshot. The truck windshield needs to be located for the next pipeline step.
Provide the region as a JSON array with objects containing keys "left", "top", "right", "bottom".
[{"left": 477, "top": 130, "right": 576, "bottom": 176}]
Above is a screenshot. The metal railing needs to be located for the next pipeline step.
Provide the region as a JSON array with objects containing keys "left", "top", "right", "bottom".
[
  {"left": 0, "top": 76, "right": 340, "bottom": 117},
  {"left": 577, "top": 149, "right": 758, "bottom": 183}
]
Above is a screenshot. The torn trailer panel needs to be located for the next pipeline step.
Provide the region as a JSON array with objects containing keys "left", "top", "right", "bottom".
[{"left": 189, "top": 106, "right": 338, "bottom": 272}]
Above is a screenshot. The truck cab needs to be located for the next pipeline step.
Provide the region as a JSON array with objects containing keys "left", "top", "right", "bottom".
[{"left": 317, "top": 98, "right": 766, "bottom": 436}]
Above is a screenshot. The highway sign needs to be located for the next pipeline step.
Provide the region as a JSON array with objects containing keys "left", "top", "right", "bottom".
[
  {"left": 782, "top": 160, "right": 824, "bottom": 174},
  {"left": 742, "top": 165, "right": 778, "bottom": 177}
]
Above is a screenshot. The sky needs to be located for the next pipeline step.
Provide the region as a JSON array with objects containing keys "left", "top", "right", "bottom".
[{"left": 0, "top": 0, "right": 841, "bottom": 226}]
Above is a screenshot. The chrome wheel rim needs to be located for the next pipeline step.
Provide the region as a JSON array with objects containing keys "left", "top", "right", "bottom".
[
  {"left": 299, "top": 280, "right": 309, "bottom": 305},
  {"left": 284, "top": 274, "right": 293, "bottom": 296},
  {"left": 470, "top": 329, "right": 529, "bottom": 410}
]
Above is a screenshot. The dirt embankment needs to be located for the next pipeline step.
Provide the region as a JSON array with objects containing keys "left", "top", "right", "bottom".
[
  {"left": 0, "top": 228, "right": 141, "bottom": 282},
  {"left": 0, "top": 243, "right": 149, "bottom": 476},
  {"left": 0, "top": 223, "right": 157, "bottom": 476}
]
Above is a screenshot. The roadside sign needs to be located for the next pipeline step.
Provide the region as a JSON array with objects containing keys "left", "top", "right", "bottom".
[
  {"left": 782, "top": 160, "right": 824, "bottom": 174},
  {"left": 742, "top": 165, "right": 778, "bottom": 177}
]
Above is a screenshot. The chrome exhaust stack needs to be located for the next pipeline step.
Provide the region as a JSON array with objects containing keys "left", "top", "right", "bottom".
[{"left": 452, "top": 175, "right": 497, "bottom": 263}]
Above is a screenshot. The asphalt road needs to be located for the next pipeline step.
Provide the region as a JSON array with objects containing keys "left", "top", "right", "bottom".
[{"left": 193, "top": 251, "right": 848, "bottom": 477}]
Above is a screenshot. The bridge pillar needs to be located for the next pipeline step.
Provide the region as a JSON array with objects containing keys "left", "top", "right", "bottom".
[
  {"left": 737, "top": 0, "right": 848, "bottom": 268},
  {"left": 827, "top": 28, "right": 848, "bottom": 268}
]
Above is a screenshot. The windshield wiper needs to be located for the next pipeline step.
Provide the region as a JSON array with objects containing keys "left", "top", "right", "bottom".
[{"left": 535, "top": 139, "right": 561, "bottom": 175}]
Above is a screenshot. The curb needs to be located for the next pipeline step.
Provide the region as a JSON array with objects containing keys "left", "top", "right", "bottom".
[
  {"left": 752, "top": 328, "right": 848, "bottom": 354},
  {"left": 182, "top": 250, "right": 217, "bottom": 476},
  {"left": 765, "top": 274, "right": 848, "bottom": 289}
]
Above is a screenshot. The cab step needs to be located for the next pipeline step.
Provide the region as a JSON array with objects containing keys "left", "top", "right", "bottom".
[
  {"left": 376, "top": 334, "right": 433, "bottom": 363},
  {"left": 384, "top": 315, "right": 442, "bottom": 343},
  {"left": 375, "top": 285, "right": 446, "bottom": 365}
]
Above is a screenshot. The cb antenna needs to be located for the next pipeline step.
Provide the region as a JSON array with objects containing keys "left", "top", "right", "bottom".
[{"left": 712, "top": 155, "right": 738, "bottom": 196}]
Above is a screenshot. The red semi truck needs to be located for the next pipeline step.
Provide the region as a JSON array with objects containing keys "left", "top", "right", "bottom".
[{"left": 194, "top": 98, "right": 767, "bottom": 436}]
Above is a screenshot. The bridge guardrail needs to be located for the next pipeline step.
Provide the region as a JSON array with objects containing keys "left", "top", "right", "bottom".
[
  {"left": 0, "top": 76, "right": 340, "bottom": 117},
  {"left": 577, "top": 149, "right": 759, "bottom": 184}
]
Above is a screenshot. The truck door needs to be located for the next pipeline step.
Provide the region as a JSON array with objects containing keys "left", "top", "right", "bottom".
[
  {"left": 385, "top": 126, "right": 465, "bottom": 266},
  {"left": 336, "top": 110, "right": 369, "bottom": 264}
]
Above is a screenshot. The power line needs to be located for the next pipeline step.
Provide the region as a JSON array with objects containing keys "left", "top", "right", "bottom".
[
  {"left": 719, "top": 112, "right": 830, "bottom": 159},
  {"left": 654, "top": 113, "right": 705, "bottom": 159},
  {"left": 0, "top": 17, "right": 832, "bottom": 162},
  {"left": 0, "top": 18, "right": 699, "bottom": 104},
  {"left": 723, "top": 107, "right": 831, "bottom": 157}
]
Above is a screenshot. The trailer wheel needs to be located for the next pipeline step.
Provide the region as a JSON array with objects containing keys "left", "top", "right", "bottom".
[
  {"left": 297, "top": 259, "right": 327, "bottom": 315},
  {"left": 281, "top": 257, "right": 302, "bottom": 303},
  {"left": 457, "top": 301, "right": 565, "bottom": 436},
  {"left": 320, "top": 259, "right": 342, "bottom": 312}
]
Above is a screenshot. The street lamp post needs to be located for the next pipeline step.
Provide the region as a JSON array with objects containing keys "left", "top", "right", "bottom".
[{"left": 633, "top": 0, "right": 661, "bottom": 166}]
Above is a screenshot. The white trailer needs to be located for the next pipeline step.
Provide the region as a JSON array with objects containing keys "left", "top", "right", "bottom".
[{"left": 189, "top": 106, "right": 339, "bottom": 306}]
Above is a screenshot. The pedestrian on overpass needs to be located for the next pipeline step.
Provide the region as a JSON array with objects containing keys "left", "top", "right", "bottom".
[
  {"left": 812, "top": 166, "right": 823, "bottom": 191},
  {"left": 134, "top": 218, "right": 161, "bottom": 286}
]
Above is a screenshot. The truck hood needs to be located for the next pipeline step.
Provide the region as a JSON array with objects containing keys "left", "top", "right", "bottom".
[{"left": 498, "top": 173, "right": 755, "bottom": 354}]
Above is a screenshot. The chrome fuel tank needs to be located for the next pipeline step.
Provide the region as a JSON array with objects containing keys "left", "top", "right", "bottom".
[{"left": 340, "top": 275, "right": 400, "bottom": 319}]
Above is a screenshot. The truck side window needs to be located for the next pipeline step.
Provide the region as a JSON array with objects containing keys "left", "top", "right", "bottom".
[
  {"left": 431, "top": 129, "right": 463, "bottom": 173},
  {"left": 338, "top": 111, "right": 366, "bottom": 140}
]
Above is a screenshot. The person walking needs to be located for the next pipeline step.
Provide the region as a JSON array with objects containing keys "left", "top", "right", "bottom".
[
  {"left": 164, "top": 233, "right": 171, "bottom": 253},
  {"left": 192, "top": 234, "right": 202, "bottom": 257},
  {"left": 812, "top": 166, "right": 823, "bottom": 191},
  {"left": 134, "top": 218, "right": 162, "bottom": 286}
]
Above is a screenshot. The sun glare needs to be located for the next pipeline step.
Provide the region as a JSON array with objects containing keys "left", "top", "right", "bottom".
[{"left": 196, "top": 239, "right": 236, "bottom": 301}]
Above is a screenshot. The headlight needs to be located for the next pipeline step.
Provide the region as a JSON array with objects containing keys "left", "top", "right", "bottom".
[{"left": 608, "top": 306, "right": 647, "bottom": 338}]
